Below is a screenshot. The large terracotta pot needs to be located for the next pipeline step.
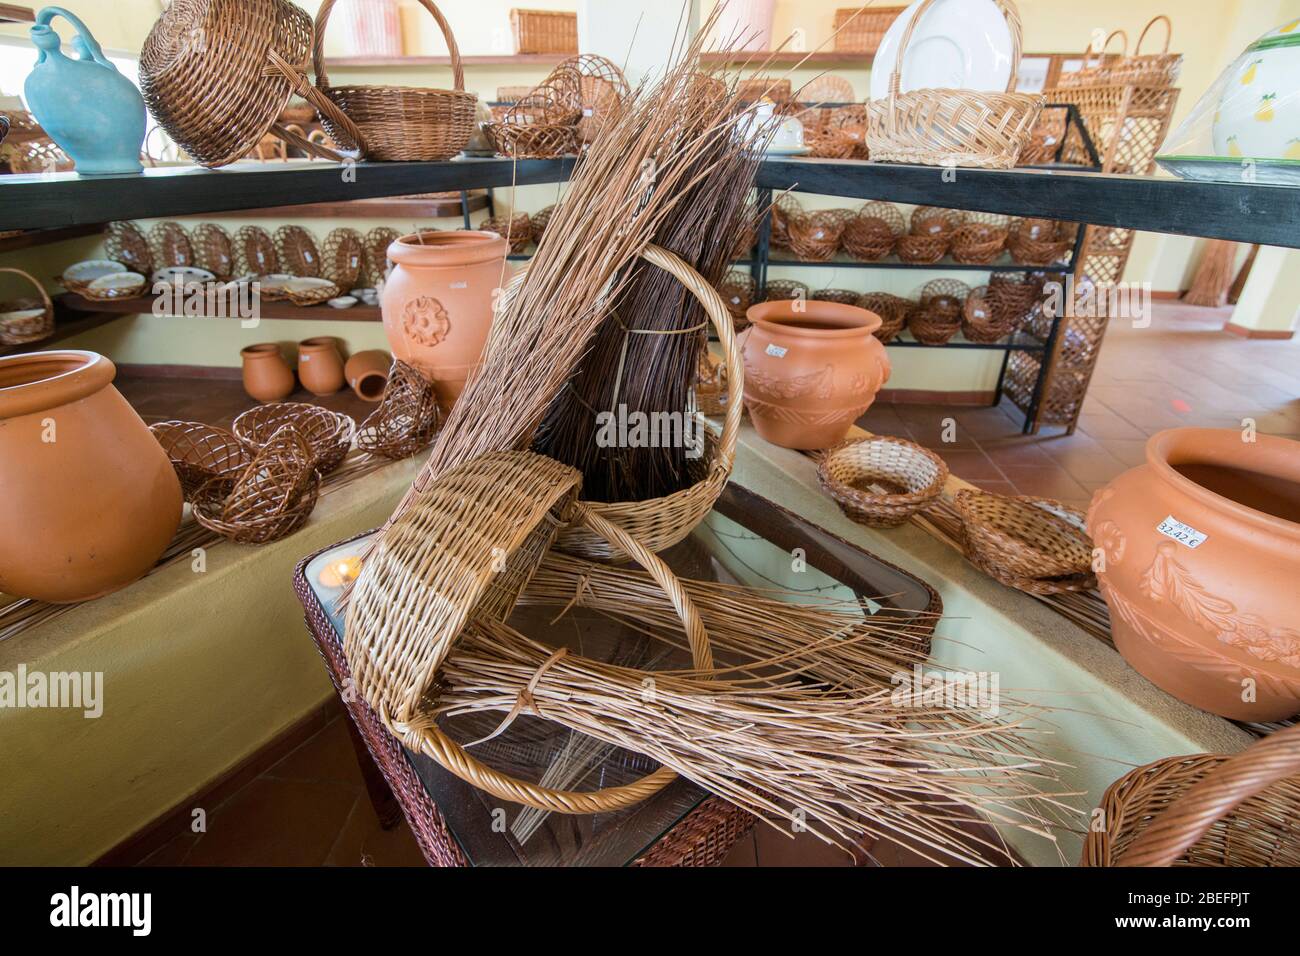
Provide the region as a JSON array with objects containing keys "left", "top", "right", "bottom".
[
  {"left": 297, "top": 336, "right": 345, "bottom": 396},
  {"left": 741, "top": 300, "right": 891, "bottom": 450},
  {"left": 0, "top": 351, "right": 182, "bottom": 603},
  {"left": 1088, "top": 428, "right": 1300, "bottom": 722},
  {"left": 381, "top": 230, "right": 507, "bottom": 411}
]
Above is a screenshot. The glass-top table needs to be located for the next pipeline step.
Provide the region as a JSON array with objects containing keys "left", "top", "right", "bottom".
[{"left": 298, "top": 482, "right": 940, "bottom": 866}]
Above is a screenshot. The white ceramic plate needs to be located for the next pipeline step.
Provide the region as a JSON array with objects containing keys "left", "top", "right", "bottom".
[
  {"left": 870, "top": 0, "right": 1015, "bottom": 101},
  {"left": 328, "top": 296, "right": 359, "bottom": 309},
  {"left": 285, "top": 277, "right": 336, "bottom": 293},
  {"left": 0, "top": 307, "right": 46, "bottom": 323},
  {"left": 63, "top": 259, "right": 126, "bottom": 285},
  {"left": 151, "top": 266, "right": 216, "bottom": 285}
]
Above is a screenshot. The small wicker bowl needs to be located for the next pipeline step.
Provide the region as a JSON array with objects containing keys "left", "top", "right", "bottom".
[
  {"left": 896, "top": 232, "right": 949, "bottom": 264},
  {"left": 956, "top": 490, "right": 1096, "bottom": 590},
  {"left": 482, "top": 213, "right": 532, "bottom": 253},
  {"left": 530, "top": 204, "right": 556, "bottom": 243},
  {"left": 233, "top": 402, "right": 356, "bottom": 476},
  {"left": 818, "top": 437, "right": 949, "bottom": 528},
  {"left": 960, "top": 286, "right": 1017, "bottom": 344},
  {"left": 762, "top": 279, "right": 809, "bottom": 303},
  {"left": 811, "top": 288, "right": 860, "bottom": 306},
  {"left": 856, "top": 292, "right": 910, "bottom": 344},
  {"left": 717, "top": 271, "right": 757, "bottom": 331},
  {"left": 191, "top": 469, "right": 320, "bottom": 545},
  {"left": 485, "top": 122, "right": 577, "bottom": 159},
  {"left": 355, "top": 359, "right": 442, "bottom": 460},
  {"left": 149, "top": 420, "right": 253, "bottom": 501},
  {"left": 950, "top": 223, "right": 1008, "bottom": 265},
  {"left": 787, "top": 209, "right": 851, "bottom": 262}
]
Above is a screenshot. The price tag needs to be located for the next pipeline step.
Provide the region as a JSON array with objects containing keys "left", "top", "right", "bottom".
[
  {"left": 1156, "top": 515, "right": 1208, "bottom": 550},
  {"left": 765, "top": 343, "right": 787, "bottom": 358}
]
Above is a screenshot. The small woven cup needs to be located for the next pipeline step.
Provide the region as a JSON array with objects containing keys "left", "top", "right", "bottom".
[
  {"left": 950, "top": 223, "right": 1008, "bottom": 265},
  {"left": 818, "top": 437, "right": 949, "bottom": 528},
  {"left": 896, "top": 232, "right": 948, "bottom": 264}
]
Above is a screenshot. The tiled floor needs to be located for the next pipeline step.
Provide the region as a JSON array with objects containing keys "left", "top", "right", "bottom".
[{"left": 859, "top": 302, "right": 1300, "bottom": 512}]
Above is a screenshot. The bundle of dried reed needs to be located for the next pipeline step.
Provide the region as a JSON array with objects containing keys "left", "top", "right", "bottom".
[{"left": 1182, "top": 240, "right": 1237, "bottom": 308}]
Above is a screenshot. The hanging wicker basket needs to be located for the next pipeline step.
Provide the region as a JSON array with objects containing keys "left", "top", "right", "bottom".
[
  {"left": 313, "top": 0, "right": 477, "bottom": 161},
  {"left": 0, "top": 268, "right": 55, "bottom": 346},
  {"left": 867, "top": 0, "right": 1044, "bottom": 169},
  {"left": 818, "top": 436, "right": 949, "bottom": 528}
]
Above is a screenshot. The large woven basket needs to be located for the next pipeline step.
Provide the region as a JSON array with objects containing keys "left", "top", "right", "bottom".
[
  {"left": 1082, "top": 723, "right": 1300, "bottom": 866},
  {"left": 313, "top": 0, "right": 477, "bottom": 161},
  {"left": 139, "top": 0, "right": 364, "bottom": 167},
  {"left": 344, "top": 450, "right": 713, "bottom": 814},
  {"left": 541, "top": 245, "right": 744, "bottom": 562},
  {"left": 0, "top": 267, "right": 54, "bottom": 346},
  {"left": 867, "top": 0, "right": 1044, "bottom": 170}
]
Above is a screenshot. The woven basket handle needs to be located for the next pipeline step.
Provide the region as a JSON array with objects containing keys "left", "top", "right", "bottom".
[
  {"left": 264, "top": 46, "right": 369, "bottom": 159},
  {"left": 1080, "top": 29, "right": 1128, "bottom": 69},
  {"left": 890, "top": 0, "right": 1023, "bottom": 98},
  {"left": 1119, "top": 723, "right": 1300, "bottom": 867},
  {"left": 0, "top": 267, "right": 53, "bottom": 313},
  {"left": 314, "top": 0, "right": 466, "bottom": 93},
  {"left": 1134, "top": 15, "right": 1172, "bottom": 56}
]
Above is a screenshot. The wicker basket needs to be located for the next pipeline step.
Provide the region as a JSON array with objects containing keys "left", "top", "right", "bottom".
[
  {"left": 832, "top": 6, "right": 906, "bottom": 54},
  {"left": 988, "top": 272, "right": 1044, "bottom": 331},
  {"left": 960, "top": 286, "right": 1018, "bottom": 344},
  {"left": 321, "top": 228, "right": 364, "bottom": 291},
  {"left": 275, "top": 225, "right": 322, "bottom": 277},
  {"left": 787, "top": 209, "right": 852, "bottom": 262},
  {"left": 798, "top": 74, "right": 856, "bottom": 105},
  {"left": 739, "top": 77, "right": 792, "bottom": 103},
  {"left": 718, "top": 271, "right": 757, "bottom": 332},
  {"left": 956, "top": 489, "right": 1095, "bottom": 588},
  {"left": 345, "top": 450, "right": 714, "bottom": 813},
  {"left": 1082, "top": 723, "right": 1300, "bottom": 867},
  {"left": 856, "top": 292, "right": 910, "bottom": 344},
  {"left": 818, "top": 437, "right": 949, "bottom": 528},
  {"left": 950, "top": 223, "right": 1008, "bottom": 265},
  {"left": 485, "top": 121, "right": 577, "bottom": 159},
  {"left": 555, "top": 54, "right": 629, "bottom": 144},
  {"left": 770, "top": 193, "right": 803, "bottom": 249},
  {"left": 233, "top": 402, "right": 356, "bottom": 476},
  {"left": 1007, "top": 219, "right": 1072, "bottom": 266},
  {"left": 150, "top": 221, "right": 194, "bottom": 269},
  {"left": 314, "top": 0, "right": 477, "bottom": 161},
  {"left": 510, "top": 8, "right": 578, "bottom": 55},
  {"left": 843, "top": 202, "right": 905, "bottom": 261},
  {"left": 150, "top": 420, "right": 252, "bottom": 501},
  {"left": 0, "top": 268, "right": 54, "bottom": 346},
  {"left": 236, "top": 226, "right": 280, "bottom": 277},
  {"left": 192, "top": 224, "right": 236, "bottom": 280},
  {"left": 192, "top": 425, "right": 320, "bottom": 545},
  {"left": 482, "top": 213, "right": 532, "bottom": 254},
  {"left": 1057, "top": 29, "right": 1128, "bottom": 89},
  {"left": 105, "top": 221, "right": 155, "bottom": 276},
  {"left": 530, "top": 205, "right": 557, "bottom": 244},
  {"left": 139, "top": 0, "right": 363, "bottom": 168},
  {"left": 363, "top": 227, "right": 401, "bottom": 286},
  {"left": 811, "top": 289, "right": 861, "bottom": 306},
  {"left": 762, "top": 279, "right": 809, "bottom": 303},
  {"left": 895, "top": 232, "right": 948, "bottom": 264},
  {"left": 1110, "top": 16, "right": 1182, "bottom": 88},
  {"left": 867, "top": 0, "right": 1044, "bottom": 169},
  {"left": 355, "top": 360, "right": 442, "bottom": 460}
]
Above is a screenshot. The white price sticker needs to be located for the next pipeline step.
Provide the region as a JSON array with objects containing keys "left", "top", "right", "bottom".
[
  {"left": 1156, "top": 516, "right": 1208, "bottom": 550},
  {"left": 765, "top": 343, "right": 788, "bottom": 358}
]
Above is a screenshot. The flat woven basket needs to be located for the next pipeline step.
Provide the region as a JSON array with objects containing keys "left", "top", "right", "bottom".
[
  {"left": 344, "top": 450, "right": 713, "bottom": 813},
  {"left": 955, "top": 489, "right": 1096, "bottom": 593},
  {"left": 818, "top": 437, "right": 949, "bottom": 528},
  {"left": 0, "top": 267, "right": 54, "bottom": 346},
  {"left": 867, "top": 0, "right": 1044, "bottom": 170},
  {"left": 313, "top": 0, "right": 477, "bottom": 161},
  {"left": 507, "top": 245, "right": 743, "bottom": 562},
  {"left": 1082, "top": 723, "right": 1300, "bottom": 867}
]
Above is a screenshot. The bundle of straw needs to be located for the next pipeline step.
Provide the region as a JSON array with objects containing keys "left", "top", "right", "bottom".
[{"left": 1182, "top": 239, "right": 1237, "bottom": 308}]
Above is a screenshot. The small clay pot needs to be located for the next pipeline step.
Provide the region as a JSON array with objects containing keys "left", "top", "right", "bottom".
[
  {"left": 0, "top": 351, "right": 182, "bottom": 603},
  {"left": 297, "top": 336, "right": 345, "bottom": 396},
  {"left": 240, "top": 343, "right": 295, "bottom": 403},
  {"left": 343, "top": 349, "right": 392, "bottom": 402},
  {"left": 741, "top": 300, "right": 891, "bottom": 450}
]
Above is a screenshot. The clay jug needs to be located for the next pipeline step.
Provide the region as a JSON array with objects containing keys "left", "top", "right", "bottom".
[
  {"left": 0, "top": 351, "right": 182, "bottom": 603},
  {"left": 344, "top": 349, "right": 392, "bottom": 402},
  {"left": 297, "top": 337, "right": 345, "bottom": 396},
  {"left": 381, "top": 230, "right": 507, "bottom": 411},
  {"left": 1088, "top": 428, "right": 1300, "bottom": 722},
  {"left": 741, "top": 300, "right": 891, "bottom": 450},
  {"left": 241, "top": 343, "right": 295, "bottom": 403}
]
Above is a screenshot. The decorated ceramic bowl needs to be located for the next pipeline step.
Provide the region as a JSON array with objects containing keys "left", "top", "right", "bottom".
[{"left": 1213, "top": 20, "right": 1300, "bottom": 161}]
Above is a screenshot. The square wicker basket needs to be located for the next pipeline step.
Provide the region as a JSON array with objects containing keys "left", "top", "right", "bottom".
[
  {"left": 832, "top": 6, "right": 906, "bottom": 53},
  {"left": 510, "top": 8, "right": 578, "bottom": 54}
]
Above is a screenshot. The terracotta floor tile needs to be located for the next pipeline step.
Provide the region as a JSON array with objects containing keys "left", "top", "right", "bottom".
[
  {"left": 1075, "top": 413, "right": 1148, "bottom": 440},
  {"left": 138, "top": 830, "right": 200, "bottom": 867},
  {"left": 979, "top": 437, "right": 1056, "bottom": 467},
  {"left": 325, "top": 799, "right": 427, "bottom": 867},
  {"left": 997, "top": 464, "right": 1090, "bottom": 502},
  {"left": 931, "top": 448, "right": 1005, "bottom": 483},
  {"left": 264, "top": 716, "right": 367, "bottom": 794},
  {"left": 967, "top": 479, "right": 1020, "bottom": 496},
  {"left": 1096, "top": 438, "right": 1148, "bottom": 468}
]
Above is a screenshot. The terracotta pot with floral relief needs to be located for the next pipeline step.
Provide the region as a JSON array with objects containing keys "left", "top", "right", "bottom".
[
  {"left": 381, "top": 230, "right": 507, "bottom": 412},
  {"left": 1088, "top": 428, "right": 1300, "bottom": 722},
  {"left": 741, "top": 299, "right": 891, "bottom": 450},
  {"left": 241, "top": 343, "right": 295, "bottom": 403},
  {"left": 0, "top": 350, "right": 182, "bottom": 603},
  {"left": 297, "top": 336, "right": 345, "bottom": 396}
]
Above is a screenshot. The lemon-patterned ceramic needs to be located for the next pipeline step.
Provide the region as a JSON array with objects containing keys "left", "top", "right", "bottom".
[{"left": 1212, "top": 22, "right": 1300, "bottom": 161}]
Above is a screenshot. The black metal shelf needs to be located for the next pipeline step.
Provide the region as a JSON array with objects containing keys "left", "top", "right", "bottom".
[
  {"left": 743, "top": 251, "right": 1070, "bottom": 273},
  {"left": 886, "top": 332, "right": 1048, "bottom": 351}
]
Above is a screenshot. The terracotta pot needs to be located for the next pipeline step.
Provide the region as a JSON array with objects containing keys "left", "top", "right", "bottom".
[
  {"left": 381, "top": 230, "right": 507, "bottom": 411},
  {"left": 297, "top": 336, "right": 345, "bottom": 396},
  {"left": 241, "top": 343, "right": 295, "bottom": 403},
  {"left": 741, "top": 300, "right": 891, "bottom": 450},
  {"left": 1088, "top": 428, "right": 1300, "bottom": 722},
  {"left": 343, "top": 349, "right": 391, "bottom": 402},
  {"left": 0, "top": 351, "right": 182, "bottom": 603}
]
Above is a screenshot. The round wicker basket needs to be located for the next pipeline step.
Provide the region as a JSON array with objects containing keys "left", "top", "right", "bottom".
[
  {"left": 233, "top": 402, "right": 356, "bottom": 476},
  {"left": 0, "top": 267, "right": 54, "bottom": 346},
  {"left": 149, "top": 420, "right": 253, "bottom": 500},
  {"left": 818, "top": 437, "right": 949, "bottom": 528},
  {"left": 955, "top": 490, "right": 1096, "bottom": 591},
  {"left": 192, "top": 425, "right": 320, "bottom": 544},
  {"left": 856, "top": 292, "right": 910, "bottom": 344}
]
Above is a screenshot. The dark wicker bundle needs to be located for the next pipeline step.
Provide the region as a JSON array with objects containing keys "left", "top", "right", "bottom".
[
  {"left": 842, "top": 201, "right": 904, "bottom": 261},
  {"left": 356, "top": 360, "right": 442, "bottom": 460},
  {"left": 482, "top": 213, "right": 532, "bottom": 254},
  {"left": 105, "top": 222, "right": 155, "bottom": 276},
  {"left": 956, "top": 490, "right": 1096, "bottom": 594},
  {"left": 192, "top": 223, "right": 236, "bottom": 279},
  {"left": 763, "top": 279, "right": 809, "bottom": 303},
  {"left": 961, "top": 286, "right": 1018, "bottom": 343},
  {"left": 192, "top": 425, "right": 320, "bottom": 545},
  {"left": 950, "top": 223, "right": 1008, "bottom": 265},
  {"left": 150, "top": 221, "right": 193, "bottom": 269},
  {"left": 275, "top": 225, "right": 322, "bottom": 277},
  {"left": 718, "top": 271, "right": 757, "bottom": 331},
  {"left": 321, "top": 228, "right": 364, "bottom": 291},
  {"left": 233, "top": 402, "right": 355, "bottom": 475},
  {"left": 787, "top": 209, "right": 852, "bottom": 262},
  {"left": 236, "top": 225, "right": 280, "bottom": 276},
  {"left": 531, "top": 205, "right": 557, "bottom": 243},
  {"left": 363, "top": 227, "right": 401, "bottom": 286},
  {"left": 1008, "top": 219, "right": 1072, "bottom": 266},
  {"left": 149, "top": 420, "right": 253, "bottom": 500},
  {"left": 812, "top": 288, "right": 860, "bottom": 305},
  {"left": 856, "top": 291, "right": 910, "bottom": 344}
]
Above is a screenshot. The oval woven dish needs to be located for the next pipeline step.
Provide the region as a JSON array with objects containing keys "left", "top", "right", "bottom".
[
  {"left": 955, "top": 489, "right": 1096, "bottom": 593},
  {"left": 818, "top": 437, "right": 949, "bottom": 528},
  {"left": 233, "top": 402, "right": 356, "bottom": 476}
]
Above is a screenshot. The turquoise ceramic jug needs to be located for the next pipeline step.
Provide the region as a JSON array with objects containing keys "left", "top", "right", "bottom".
[{"left": 23, "top": 7, "right": 146, "bottom": 175}]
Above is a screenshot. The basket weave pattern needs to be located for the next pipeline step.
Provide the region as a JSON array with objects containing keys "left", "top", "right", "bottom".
[
  {"left": 956, "top": 490, "right": 1096, "bottom": 594},
  {"left": 818, "top": 437, "right": 949, "bottom": 528},
  {"left": 233, "top": 402, "right": 355, "bottom": 476},
  {"left": 149, "top": 420, "right": 253, "bottom": 500},
  {"left": 192, "top": 425, "right": 321, "bottom": 544}
]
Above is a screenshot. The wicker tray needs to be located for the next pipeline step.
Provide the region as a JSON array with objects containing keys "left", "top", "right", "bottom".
[{"left": 956, "top": 490, "right": 1096, "bottom": 591}]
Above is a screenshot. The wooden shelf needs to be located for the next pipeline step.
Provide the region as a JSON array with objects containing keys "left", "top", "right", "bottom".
[
  {"left": 327, "top": 53, "right": 564, "bottom": 68},
  {"left": 0, "top": 223, "right": 103, "bottom": 254},
  {"left": 699, "top": 50, "right": 872, "bottom": 68},
  {"left": 209, "top": 194, "right": 489, "bottom": 221},
  {"left": 60, "top": 293, "right": 381, "bottom": 323},
  {"left": 0, "top": 309, "right": 118, "bottom": 358}
]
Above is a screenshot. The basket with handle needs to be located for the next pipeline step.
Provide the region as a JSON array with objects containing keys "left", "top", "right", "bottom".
[
  {"left": 313, "top": 0, "right": 477, "bottom": 161},
  {"left": 867, "top": 0, "right": 1044, "bottom": 170},
  {"left": 0, "top": 267, "right": 54, "bottom": 346},
  {"left": 496, "top": 245, "right": 742, "bottom": 563},
  {"left": 139, "top": 0, "right": 367, "bottom": 168},
  {"left": 344, "top": 449, "right": 713, "bottom": 813},
  {"left": 1082, "top": 723, "right": 1300, "bottom": 866},
  {"left": 1110, "top": 16, "right": 1181, "bottom": 88},
  {"left": 1057, "top": 30, "right": 1128, "bottom": 89}
]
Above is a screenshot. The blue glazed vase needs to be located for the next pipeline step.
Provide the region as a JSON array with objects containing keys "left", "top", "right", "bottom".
[{"left": 23, "top": 7, "right": 146, "bottom": 175}]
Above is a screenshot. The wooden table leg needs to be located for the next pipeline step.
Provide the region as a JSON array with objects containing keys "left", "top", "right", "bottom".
[{"left": 342, "top": 712, "right": 404, "bottom": 830}]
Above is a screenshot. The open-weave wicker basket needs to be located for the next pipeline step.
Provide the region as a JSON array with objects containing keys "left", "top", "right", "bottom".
[
  {"left": 0, "top": 267, "right": 54, "bottom": 346},
  {"left": 105, "top": 221, "right": 155, "bottom": 276},
  {"left": 787, "top": 209, "right": 852, "bottom": 262},
  {"left": 956, "top": 490, "right": 1096, "bottom": 594},
  {"left": 482, "top": 213, "right": 532, "bottom": 254},
  {"left": 818, "top": 437, "right": 949, "bottom": 528},
  {"left": 313, "top": 0, "right": 477, "bottom": 161},
  {"left": 344, "top": 450, "right": 713, "bottom": 813},
  {"left": 843, "top": 202, "right": 905, "bottom": 261},
  {"left": 960, "top": 286, "right": 1018, "bottom": 344},
  {"left": 233, "top": 402, "right": 356, "bottom": 476},
  {"left": 355, "top": 359, "right": 442, "bottom": 460},
  {"left": 192, "top": 425, "right": 320, "bottom": 544},
  {"left": 950, "top": 223, "right": 1008, "bottom": 265},
  {"left": 1109, "top": 16, "right": 1182, "bottom": 88},
  {"left": 1082, "top": 723, "right": 1300, "bottom": 867},
  {"left": 867, "top": 0, "right": 1044, "bottom": 169},
  {"left": 856, "top": 292, "right": 910, "bottom": 344},
  {"left": 485, "top": 121, "right": 577, "bottom": 159},
  {"left": 150, "top": 420, "right": 253, "bottom": 501},
  {"left": 718, "top": 271, "right": 757, "bottom": 332}
]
